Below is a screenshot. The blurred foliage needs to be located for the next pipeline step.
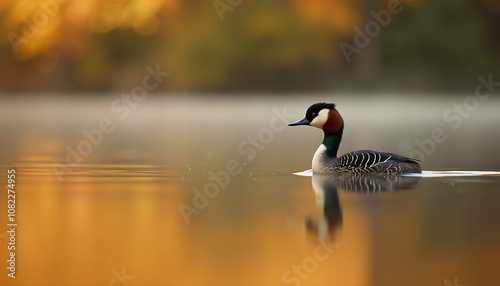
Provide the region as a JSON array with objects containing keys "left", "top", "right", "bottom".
[
  {"left": 0, "top": 0, "right": 499, "bottom": 93},
  {"left": 383, "top": 0, "right": 500, "bottom": 91}
]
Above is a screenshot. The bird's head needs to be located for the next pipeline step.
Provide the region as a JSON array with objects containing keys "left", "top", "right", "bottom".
[{"left": 288, "top": 102, "right": 343, "bottom": 133}]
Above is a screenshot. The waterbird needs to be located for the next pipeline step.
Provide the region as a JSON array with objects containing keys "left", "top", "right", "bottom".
[{"left": 289, "top": 103, "right": 422, "bottom": 174}]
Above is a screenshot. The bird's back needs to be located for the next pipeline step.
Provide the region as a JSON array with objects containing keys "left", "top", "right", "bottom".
[{"left": 314, "top": 149, "right": 421, "bottom": 174}]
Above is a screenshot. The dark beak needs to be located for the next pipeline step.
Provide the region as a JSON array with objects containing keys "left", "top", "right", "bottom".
[{"left": 288, "top": 117, "right": 310, "bottom": 126}]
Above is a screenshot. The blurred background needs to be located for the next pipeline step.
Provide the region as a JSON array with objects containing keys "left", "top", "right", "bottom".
[
  {"left": 2, "top": 2, "right": 500, "bottom": 286},
  {"left": 1, "top": 0, "right": 500, "bottom": 94}
]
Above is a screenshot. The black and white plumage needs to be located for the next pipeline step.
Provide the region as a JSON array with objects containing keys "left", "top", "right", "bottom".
[
  {"left": 289, "top": 103, "right": 422, "bottom": 174},
  {"left": 314, "top": 149, "right": 422, "bottom": 174}
]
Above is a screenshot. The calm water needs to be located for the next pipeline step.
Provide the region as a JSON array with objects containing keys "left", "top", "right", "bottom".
[{"left": 1, "top": 95, "right": 500, "bottom": 286}]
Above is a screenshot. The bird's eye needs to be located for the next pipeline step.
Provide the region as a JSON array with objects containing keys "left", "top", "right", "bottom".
[{"left": 311, "top": 112, "right": 317, "bottom": 117}]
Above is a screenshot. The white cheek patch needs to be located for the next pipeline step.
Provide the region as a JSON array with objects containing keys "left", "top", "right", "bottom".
[{"left": 310, "top": 109, "right": 329, "bottom": 129}]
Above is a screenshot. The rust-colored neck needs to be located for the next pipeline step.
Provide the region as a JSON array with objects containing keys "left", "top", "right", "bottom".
[{"left": 323, "top": 109, "right": 343, "bottom": 133}]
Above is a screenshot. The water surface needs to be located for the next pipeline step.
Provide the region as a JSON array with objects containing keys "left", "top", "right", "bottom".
[{"left": 1, "top": 95, "right": 500, "bottom": 286}]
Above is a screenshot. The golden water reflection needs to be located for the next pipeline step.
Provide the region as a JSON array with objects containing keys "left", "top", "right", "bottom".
[
  {"left": 1, "top": 161, "right": 500, "bottom": 286},
  {"left": 1, "top": 97, "right": 500, "bottom": 285}
]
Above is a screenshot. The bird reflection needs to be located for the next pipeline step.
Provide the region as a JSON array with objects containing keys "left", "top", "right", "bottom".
[{"left": 305, "top": 173, "right": 421, "bottom": 241}]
